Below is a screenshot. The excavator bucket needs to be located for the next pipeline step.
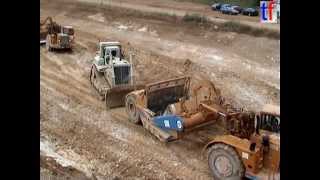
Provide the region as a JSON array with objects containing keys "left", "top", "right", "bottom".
[
  {"left": 40, "top": 32, "right": 47, "bottom": 44},
  {"left": 40, "top": 16, "right": 61, "bottom": 45}
]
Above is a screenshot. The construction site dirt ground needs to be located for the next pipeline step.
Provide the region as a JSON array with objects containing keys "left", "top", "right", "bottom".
[{"left": 40, "top": 0, "right": 280, "bottom": 179}]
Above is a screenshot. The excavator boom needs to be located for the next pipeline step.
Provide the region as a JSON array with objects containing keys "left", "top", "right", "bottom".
[{"left": 40, "top": 16, "right": 61, "bottom": 44}]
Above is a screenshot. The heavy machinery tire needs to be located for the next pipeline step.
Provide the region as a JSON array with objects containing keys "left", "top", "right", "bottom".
[
  {"left": 207, "top": 143, "right": 245, "bottom": 180},
  {"left": 125, "top": 94, "right": 141, "bottom": 124},
  {"left": 46, "top": 35, "right": 52, "bottom": 51},
  {"left": 46, "top": 42, "right": 51, "bottom": 51}
]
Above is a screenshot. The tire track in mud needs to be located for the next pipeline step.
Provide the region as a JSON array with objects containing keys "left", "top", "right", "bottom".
[
  {"left": 39, "top": 16, "right": 251, "bottom": 179},
  {"left": 51, "top": 8, "right": 277, "bottom": 96},
  {"left": 40, "top": 46, "right": 214, "bottom": 179},
  {"left": 40, "top": 4, "right": 218, "bottom": 179},
  {"left": 40, "top": 59, "right": 91, "bottom": 96},
  {"left": 41, "top": 1, "right": 279, "bottom": 179},
  {"left": 41, "top": 3, "right": 279, "bottom": 110},
  {"left": 41, "top": 75, "right": 214, "bottom": 179},
  {"left": 40, "top": 52, "right": 91, "bottom": 93},
  {"left": 40, "top": 50, "right": 101, "bottom": 107}
]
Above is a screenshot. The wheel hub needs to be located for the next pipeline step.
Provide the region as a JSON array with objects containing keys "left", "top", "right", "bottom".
[
  {"left": 129, "top": 103, "right": 135, "bottom": 112},
  {"left": 127, "top": 101, "right": 137, "bottom": 118},
  {"left": 214, "top": 155, "right": 233, "bottom": 177}
]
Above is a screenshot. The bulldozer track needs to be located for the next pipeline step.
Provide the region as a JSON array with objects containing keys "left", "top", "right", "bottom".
[{"left": 89, "top": 64, "right": 108, "bottom": 101}]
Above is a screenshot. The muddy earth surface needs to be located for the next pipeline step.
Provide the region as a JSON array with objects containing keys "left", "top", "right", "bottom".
[{"left": 40, "top": 0, "right": 280, "bottom": 179}]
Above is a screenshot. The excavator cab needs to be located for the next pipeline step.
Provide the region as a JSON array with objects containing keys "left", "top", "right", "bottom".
[{"left": 62, "top": 26, "right": 74, "bottom": 35}]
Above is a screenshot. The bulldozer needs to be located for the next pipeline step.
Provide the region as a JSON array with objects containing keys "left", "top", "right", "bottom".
[
  {"left": 40, "top": 16, "right": 74, "bottom": 51},
  {"left": 89, "top": 41, "right": 138, "bottom": 109},
  {"left": 124, "top": 76, "right": 280, "bottom": 179}
]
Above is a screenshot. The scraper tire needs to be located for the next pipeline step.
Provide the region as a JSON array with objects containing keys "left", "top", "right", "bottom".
[
  {"left": 46, "top": 42, "right": 51, "bottom": 51},
  {"left": 46, "top": 35, "right": 52, "bottom": 51},
  {"left": 207, "top": 143, "right": 244, "bottom": 180},
  {"left": 125, "top": 94, "right": 141, "bottom": 124}
]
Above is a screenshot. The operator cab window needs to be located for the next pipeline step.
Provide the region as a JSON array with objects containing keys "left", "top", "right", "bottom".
[
  {"left": 105, "top": 48, "right": 111, "bottom": 65},
  {"left": 108, "top": 46, "right": 120, "bottom": 59},
  {"left": 67, "top": 28, "right": 74, "bottom": 35},
  {"left": 100, "top": 45, "right": 106, "bottom": 57},
  {"left": 63, "top": 27, "right": 74, "bottom": 35}
]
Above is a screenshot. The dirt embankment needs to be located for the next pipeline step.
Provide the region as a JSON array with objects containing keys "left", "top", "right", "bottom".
[
  {"left": 76, "top": 0, "right": 280, "bottom": 32},
  {"left": 40, "top": 41, "right": 223, "bottom": 180},
  {"left": 41, "top": 0, "right": 280, "bottom": 110}
]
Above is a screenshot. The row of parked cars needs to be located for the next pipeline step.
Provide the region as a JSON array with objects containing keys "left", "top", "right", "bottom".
[{"left": 211, "top": 3, "right": 259, "bottom": 16}]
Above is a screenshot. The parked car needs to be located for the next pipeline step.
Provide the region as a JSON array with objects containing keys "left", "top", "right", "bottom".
[
  {"left": 242, "top": 8, "right": 259, "bottom": 16},
  {"left": 231, "top": 5, "right": 243, "bottom": 13},
  {"left": 211, "top": 3, "right": 222, "bottom": 11},
  {"left": 221, "top": 6, "right": 240, "bottom": 15},
  {"left": 220, "top": 4, "right": 231, "bottom": 9}
]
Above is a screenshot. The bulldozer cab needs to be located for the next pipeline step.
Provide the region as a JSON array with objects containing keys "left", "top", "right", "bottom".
[
  {"left": 101, "top": 46, "right": 121, "bottom": 65},
  {"left": 104, "top": 48, "right": 111, "bottom": 65},
  {"left": 99, "top": 42, "right": 121, "bottom": 58}
]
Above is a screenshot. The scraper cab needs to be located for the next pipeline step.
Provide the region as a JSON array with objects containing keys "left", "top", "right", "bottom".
[{"left": 204, "top": 104, "right": 280, "bottom": 180}]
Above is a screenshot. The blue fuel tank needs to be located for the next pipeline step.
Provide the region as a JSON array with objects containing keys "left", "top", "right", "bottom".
[{"left": 152, "top": 115, "right": 184, "bottom": 132}]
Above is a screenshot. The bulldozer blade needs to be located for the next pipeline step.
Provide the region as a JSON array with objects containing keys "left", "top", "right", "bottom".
[
  {"left": 105, "top": 83, "right": 145, "bottom": 109},
  {"left": 105, "top": 87, "right": 136, "bottom": 109}
]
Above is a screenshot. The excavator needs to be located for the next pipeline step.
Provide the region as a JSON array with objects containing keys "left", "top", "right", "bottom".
[{"left": 40, "top": 17, "right": 74, "bottom": 51}]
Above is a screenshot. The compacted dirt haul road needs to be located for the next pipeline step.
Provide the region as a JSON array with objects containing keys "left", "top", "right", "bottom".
[{"left": 40, "top": 0, "right": 280, "bottom": 179}]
